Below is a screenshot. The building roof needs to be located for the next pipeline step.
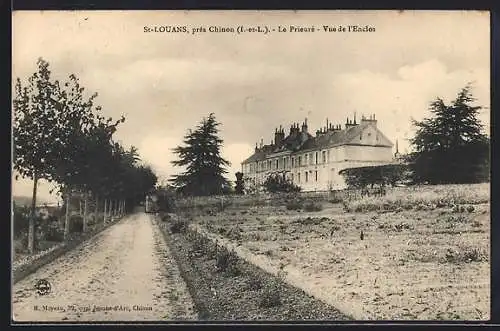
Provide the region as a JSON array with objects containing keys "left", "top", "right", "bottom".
[{"left": 242, "top": 121, "right": 393, "bottom": 165}]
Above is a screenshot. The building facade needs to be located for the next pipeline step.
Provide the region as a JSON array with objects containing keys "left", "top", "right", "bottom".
[{"left": 241, "top": 114, "right": 395, "bottom": 191}]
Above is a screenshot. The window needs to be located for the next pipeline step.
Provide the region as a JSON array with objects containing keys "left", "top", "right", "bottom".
[
  {"left": 298, "top": 156, "right": 302, "bottom": 167},
  {"left": 304, "top": 154, "right": 308, "bottom": 165},
  {"left": 276, "top": 160, "right": 279, "bottom": 169},
  {"left": 322, "top": 151, "right": 326, "bottom": 163},
  {"left": 291, "top": 173, "right": 294, "bottom": 182},
  {"left": 315, "top": 152, "right": 318, "bottom": 164},
  {"left": 305, "top": 172, "right": 308, "bottom": 182},
  {"left": 291, "top": 157, "right": 295, "bottom": 168},
  {"left": 315, "top": 171, "right": 318, "bottom": 181},
  {"left": 283, "top": 157, "right": 287, "bottom": 169},
  {"left": 298, "top": 173, "right": 301, "bottom": 183},
  {"left": 309, "top": 153, "right": 313, "bottom": 165}
]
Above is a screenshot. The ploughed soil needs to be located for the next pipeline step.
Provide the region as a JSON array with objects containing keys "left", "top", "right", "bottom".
[
  {"left": 157, "top": 217, "right": 352, "bottom": 321},
  {"left": 189, "top": 201, "right": 490, "bottom": 320}
]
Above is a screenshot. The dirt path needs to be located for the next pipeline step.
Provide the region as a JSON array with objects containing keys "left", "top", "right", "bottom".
[{"left": 12, "top": 213, "right": 197, "bottom": 322}]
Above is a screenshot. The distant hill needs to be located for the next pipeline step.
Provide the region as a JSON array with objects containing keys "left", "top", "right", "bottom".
[{"left": 13, "top": 195, "right": 54, "bottom": 207}]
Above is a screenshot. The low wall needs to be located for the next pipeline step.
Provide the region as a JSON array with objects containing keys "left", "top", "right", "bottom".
[{"left": 13, "top": 216, "right": 124, "bottom": 284}]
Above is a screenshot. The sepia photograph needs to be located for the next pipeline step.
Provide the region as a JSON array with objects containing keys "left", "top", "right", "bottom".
[{"left": 11, "top": 10, "right": 490, "bottom": 322}]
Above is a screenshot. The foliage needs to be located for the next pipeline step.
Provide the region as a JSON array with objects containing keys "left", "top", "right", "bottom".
[
  {"left": 339, "top": 164, "right": 409, "bottom": 189},
  {"left": 170, "top": 219, "right": 188, "bottom": 233},
  {"left": 409, "top": 84, "right": 490, "bottom": 184},
  {"left": 303, "top": 201, "right": 323, "bottom": 212},
  {"left": 343, "top": 183, "right": 489, "bottom": 213},
  {"left": 13, "top": 206, "right": 34, "bottom": 237},
  {"left": 215, "top": 246, "right": 240, "bottom": 276},
  {"left": 234, "top": 172, "right": 245, "bottom": 194},
  {"left": 263, "top": 172, "right": 301, "bottom": 193},
  {"left": 170, "top": 113, "right": 231, "bottom": 196},
  {"left": 286, "top": 200, "right": 303, "bottom": 210},
  {"left": 13, "top": 58, "right": 159, "bottom": 250}
]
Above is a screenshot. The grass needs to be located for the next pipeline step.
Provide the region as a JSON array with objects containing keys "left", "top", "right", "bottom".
[{"left": 343, "top": 183, "right": 489, "bottom": 213}]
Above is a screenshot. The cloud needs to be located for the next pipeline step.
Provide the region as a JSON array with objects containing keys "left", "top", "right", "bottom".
[
  {"left": 11, "top": 11, "right": 490, "bottom": 201},
  {"left": 330, "top": 59, "right": 490, "bottom": 153}
]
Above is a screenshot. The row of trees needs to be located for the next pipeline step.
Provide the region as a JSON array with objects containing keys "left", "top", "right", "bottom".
[{"left": 13, "top": 58, "right": 157, "bottom": 253}]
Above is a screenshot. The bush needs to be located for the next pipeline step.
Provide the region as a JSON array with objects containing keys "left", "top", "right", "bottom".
[
  {"left": 170, "top": 219, "right": 188, "bottom": 233},
  {"left": 215, "top": 246, "right": 240, "bottom": 276},
  {"left": 259, "top": 287, "right": 281, "bottom": 308},
  {"left": 304, "top": 201, "right": 323, "bottom": 212},
  {"left": 70, "top": 215, "right": 84, "bottom": 232},
  {"left": 44, "top": 222, "right": 65, "bottom": 242},
  {"left": 264, "top": 173, "right": 301, "bottom": 193},
  {"left": 247, "top": 275, "right": 263, "bottom": 291},
  {"left": 286, "top": 200, "right": 302, "bottom": 210},
  {"left": 13, "top": 207, "right": 31, "bottom": 238},
  {"left": 444, "top": 246, "right": 486, "bottom": 263}
]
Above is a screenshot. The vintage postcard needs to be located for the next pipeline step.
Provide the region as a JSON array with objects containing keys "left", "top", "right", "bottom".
[{"left": 12, "top": 10, "right": 490, "bottom": 322}]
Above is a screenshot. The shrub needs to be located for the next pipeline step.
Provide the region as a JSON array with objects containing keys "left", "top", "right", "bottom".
[
  {"left": 247, "top": 275, "right": 263, "bottom": 291},
  {"left": 13, "top": 207, "right": 31, "bottom": 238},
  {"left": 264, "top": 173, "right": 301, "bottom": 193},
  {"left": 70, "top": 215, "right": 84, "bottom": 233},
  {"left": 44, "top": 222, "right": 64, "bottom": 242},
  {"left": 328, "top": 196, "right": 343, "bottom": 204},
  {"left": 226, "top": 226, "right": 243, "bottom": 241},
  {"left": 215, "top": 246, "right": 240, "bottom": 276},
  {"left": 170, "top": 219, "right": 188, "bottom": 233},
  {"left": 259, "top": 286, "right": 281, "bottom": 308},
  {"left": 304, "top": 201, "right": 323, "bottom": 212},
  {"left": 285, "top": 199, "right": 302, "bottom": 210},
  {"left": 444, "top": 246, "right": 486, "bottom": 263}
]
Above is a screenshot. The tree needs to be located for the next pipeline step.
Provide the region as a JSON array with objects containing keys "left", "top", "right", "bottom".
[
  {"left": 170, "top": 113, "right": 231, "bottom": 196},
  {"left": 339, "top": 164, "right": 409, "bottom": 189},
  {"left": 263, "top": 172, "right": 301, "bottom": 193},
  {"left": 48, "top": 73, "right": 115, "bottom": 239},
  {"left": 409, "top": 84, "right": 490, "bottom": 184},
  {"left": 13, "top": 58, "right": 63, "bottom": 253},
  {"left": 235, "top": 172, "right": 245, "bottom": 194}
]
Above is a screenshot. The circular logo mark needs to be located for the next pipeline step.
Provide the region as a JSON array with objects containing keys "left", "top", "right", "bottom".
[{"left": 34, "top": 279, "right": 51, "bottom": 296}]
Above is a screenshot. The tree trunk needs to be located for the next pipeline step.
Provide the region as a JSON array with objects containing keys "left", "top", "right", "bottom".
[
  {"left": 79, "top": 199, "right": 82, "bottom": 216},
  {"left": 83, "top": 194, "right": 88, "bottom": 232},
  {"left": 64, "top": 189, "right": 72, "bottom": 240},
  {"left": 94, "top": 194, "right": 99, "bottom": 222},
  {"left": 104, "top": 199, "right": 108, "bottom": 222},
  {"left": 123, "top": 200, "right": 126, "bottom": 215},
  {"left": 28, "top": 173, "right": 38, "bottom": 254}
]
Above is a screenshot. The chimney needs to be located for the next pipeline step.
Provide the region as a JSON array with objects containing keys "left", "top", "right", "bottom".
[
  {"left": 255, "top": 142, "right": 258, "bottom": 152},
  {"left": 302, "top": 118, "right": 308, "bottom": 133},
  {"left": 260, "top": 138, "right": 263, "bottom": 148},
  {"left": 361, "top": 113, "right": 378, "bottom": 126},
  {"left": 346, "top": 117, "right": 356, "bottom": 129}
]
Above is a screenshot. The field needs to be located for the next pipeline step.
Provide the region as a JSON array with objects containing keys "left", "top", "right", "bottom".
[{"left": 179, "top": 183, "right": 490, "bottom": 320}]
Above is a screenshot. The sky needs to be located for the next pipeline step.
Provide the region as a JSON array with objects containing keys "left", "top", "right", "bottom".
[{"left": 12, "top": 10, "right": 490, "bottom": 203}]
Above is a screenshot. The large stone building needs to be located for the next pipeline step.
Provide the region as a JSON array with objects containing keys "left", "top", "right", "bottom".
[{"left": 241, "top": 114, "right": 395, "bottom": 191}]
